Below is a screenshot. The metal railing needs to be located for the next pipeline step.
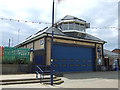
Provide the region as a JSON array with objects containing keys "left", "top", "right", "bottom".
[
  {"left": 35, "top": 65, "right": 44, "bottom": 80},
  {"left": 35, "top": 65, "right": 51, "bottom": 82}
]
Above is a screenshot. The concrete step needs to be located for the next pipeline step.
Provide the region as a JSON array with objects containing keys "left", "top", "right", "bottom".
[
  {"left": 44, "top": 80, "right": 64, "bottom": 85},
  {"left": 1, "top": 76, "right": 56, "bottom": 82},
  {"left": 1, "top": 77, "right": 62, "bottom": 85},
  {"left": 1, "top": 79, "right": 40, "bottom": 85}
]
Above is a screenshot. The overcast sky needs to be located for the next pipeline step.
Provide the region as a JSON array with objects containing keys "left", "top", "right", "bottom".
[{"left": 0, "top": 0, "right": 119, "bottom": 51}]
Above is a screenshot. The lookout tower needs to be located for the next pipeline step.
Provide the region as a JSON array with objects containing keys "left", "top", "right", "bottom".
[{"left": 56, "top": 15, "right": 90, "bottom": 32}]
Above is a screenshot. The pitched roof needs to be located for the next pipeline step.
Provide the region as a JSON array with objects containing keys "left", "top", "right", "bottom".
[
  {"left": 45, "top": 27, "right": 65, "bottom": 35},
  {"left": 20, "top": 27, "right": 65, "bottom": 44},
  {"left": 63, "top": 30, "right": 105, "bottom": 42},
  {"left": 61, "top": 15, "right": 86, "bottom": 22},
  {"left": 17, "top": 15, "right": 106, "bottom": 46},
  {"left": 104, "top": 49, "right": 119, "bottom": 59}
]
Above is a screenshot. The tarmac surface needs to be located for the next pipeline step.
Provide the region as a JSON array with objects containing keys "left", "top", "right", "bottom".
[{"left": 0, "top": 71, "right": 119, "bottom": 89}]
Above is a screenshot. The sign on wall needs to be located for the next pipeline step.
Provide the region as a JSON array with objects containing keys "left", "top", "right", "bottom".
[
  {"left": 40, "top": 39, "right": 44, "bottom": 45},
  {"left": 40, "top": 38, "right": 44, "bottom": 49}
]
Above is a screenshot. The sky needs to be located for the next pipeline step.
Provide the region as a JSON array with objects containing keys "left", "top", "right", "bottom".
[{"left": 0, "top": 0, "right": 119, "bottom": 51}]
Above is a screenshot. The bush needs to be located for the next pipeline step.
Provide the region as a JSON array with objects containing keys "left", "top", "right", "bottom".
[{"left": 2, "top": 59, "right": 29, "bottom": 64}]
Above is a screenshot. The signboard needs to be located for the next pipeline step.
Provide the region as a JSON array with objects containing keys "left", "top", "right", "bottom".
[
  {"left": 40, "top": 39, "right": 44, "bottom": 45},
  {"left": 40, "top": 38, "right": 44, "bottom": 49}
]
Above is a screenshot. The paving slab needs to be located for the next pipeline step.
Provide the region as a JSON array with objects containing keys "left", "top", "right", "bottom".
[
  {"left": 56, "top": 71, "right": 118, "bottom": 88},
  {"left": 0, "top": 71, "right": 119, "bottom": 88}
]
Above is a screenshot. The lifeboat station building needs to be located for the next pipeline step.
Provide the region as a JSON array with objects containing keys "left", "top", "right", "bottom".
[{"left": 16, "top": 15, "right": 106, "bottom": 73}]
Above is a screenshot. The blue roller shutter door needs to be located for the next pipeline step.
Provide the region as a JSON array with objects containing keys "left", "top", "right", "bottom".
[{"left": 52, "top": 44, "right": 95, "bottom": 72}]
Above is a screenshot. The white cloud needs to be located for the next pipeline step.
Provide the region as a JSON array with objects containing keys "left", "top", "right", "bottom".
[
  {"left": 0, "top": 32, "right": 2, "bottom": 46},
  {"left": 0, "top": 0, "right": 118, "bottom": 50}
]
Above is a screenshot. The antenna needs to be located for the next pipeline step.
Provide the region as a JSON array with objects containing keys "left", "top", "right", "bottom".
[
  {"left": 8, "top": 38, "right": 11, "bottom": 47},
  {"left": 12, "top": 37, "right": 14, "bottom": 47},
  {"left": 18, "top": 29, "right": 20, "bottom": 44}
]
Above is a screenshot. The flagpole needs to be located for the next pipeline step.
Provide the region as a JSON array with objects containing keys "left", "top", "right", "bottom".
[
  {"left": 52, "top": 0, "right": 55, "bottom": 39},
  {"left": 52, "top": 0, "right": 55, "bottom": 27},
  {"left": 51, "top": 0, "right": 55, "bottom": 86}
]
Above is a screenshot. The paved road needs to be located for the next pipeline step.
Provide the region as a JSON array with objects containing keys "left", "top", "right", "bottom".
[
  {"left": 1, "top": 71, "right": 118, "bottom": 88},
  {"left": 57, "top": 71, "right": 118, "bottom": 88}
]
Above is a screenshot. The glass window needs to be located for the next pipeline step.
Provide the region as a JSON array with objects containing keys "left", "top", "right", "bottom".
[
  {"left": 77, "top": 24, "right": 85, "bottom": 31},
  {"left": 60, "top": 23, "right": 69, "bottom": 30},
  {"left": 58, "top": 22, "right": 86, "bottom": 32},
  {"left": 73, "top": 23, "right": 78, "bottom": 30},
  {"left": 69, "top": 22, "right": 74, "bottom": 30}
]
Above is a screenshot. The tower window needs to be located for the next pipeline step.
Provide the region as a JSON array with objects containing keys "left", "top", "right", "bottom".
[{"left": 58, "top": 22, "right": 86, "bottom": 32}]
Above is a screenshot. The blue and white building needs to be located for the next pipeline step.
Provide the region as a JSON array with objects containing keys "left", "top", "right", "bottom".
[{"left": 17, "top": 15, "right": 106, "bottom": 72}]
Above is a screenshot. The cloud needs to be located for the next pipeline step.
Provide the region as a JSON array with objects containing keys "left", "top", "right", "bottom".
[
  {"left": 84, "top": 1, "right": 118, "bottom": 50},
  {"left": 0, "top": 0, "right": 119, "bottom": 50}
]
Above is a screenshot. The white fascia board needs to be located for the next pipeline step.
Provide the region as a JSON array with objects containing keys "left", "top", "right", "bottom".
[
  {"left": 58, "top": 20, "right": 86, "bottom": 24},
  {"left": 47, "top": 34, "right": 104, "bottom": 44},
  {"left": 17, "top": 34, "right": 47, "bottom": 47},
  {"left": 63, "top": 30, "right": 86, "bottom": 33}
]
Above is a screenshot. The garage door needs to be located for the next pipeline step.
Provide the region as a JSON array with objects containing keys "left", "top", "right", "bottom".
[{"left": 52, "top": 44, "right": 95, "bottom": 72}]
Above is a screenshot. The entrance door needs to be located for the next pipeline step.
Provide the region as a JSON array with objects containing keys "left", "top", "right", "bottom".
[{"left": 33, "top": 49, "right": 45, "bottom": 65}]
